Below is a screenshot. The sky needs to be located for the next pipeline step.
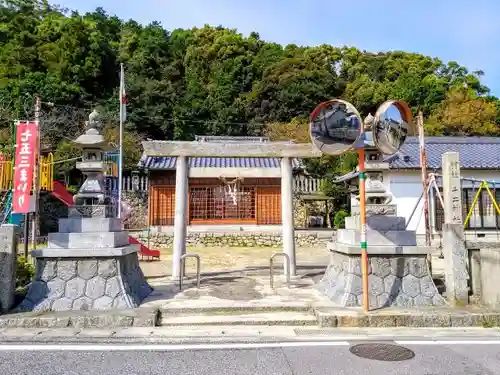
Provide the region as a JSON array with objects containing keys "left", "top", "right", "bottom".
[{"left": 56, "top": 0, "right": 500, "bottom": 96}]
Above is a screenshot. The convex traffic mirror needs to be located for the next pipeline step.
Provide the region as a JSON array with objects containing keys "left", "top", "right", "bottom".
[
  {"left": 372, "top": 100, "right": 415, "bottom": 155},
  {"left": 310, "top": 98, "right": 415, "bottom": 156},
  {"left": 309, "top": 99, "right": 363, "bottom": 155}
]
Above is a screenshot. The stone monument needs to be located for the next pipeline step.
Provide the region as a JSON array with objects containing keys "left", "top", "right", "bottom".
[
  {"left": 16, "top": 110, "right": 152, "bottom": 312},
  {"left": 441, "top": 152, "right": 468, "bottom": 305},
  {"left": 0, "top": 224, "right": 18, "bottom": 313},
  {"left": 314, "top": 101, "right": 446, "bottom": 309}
]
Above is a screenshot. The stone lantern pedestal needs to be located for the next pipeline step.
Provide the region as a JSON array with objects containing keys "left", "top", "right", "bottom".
[
  {"left": 16, "top": 111, "right": 152, "bottom": 312},
  {"left": 317, "top": 145, "right": 446, "bottom": 309}
]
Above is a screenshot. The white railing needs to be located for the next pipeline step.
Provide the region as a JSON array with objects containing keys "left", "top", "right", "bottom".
[
  {"left": 293, "top": 176, "right": 323, "bottom": 194},
  {"left": 106, "top": 175, "right": 149, "bottom": 193},
  {"left": 114, "top": 174, "right": 323, "bottom": 194}
]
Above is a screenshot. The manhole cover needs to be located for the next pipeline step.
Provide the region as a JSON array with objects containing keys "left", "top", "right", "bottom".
[{"left": 349, "top": 343, "right": 415, "bottom": 362}]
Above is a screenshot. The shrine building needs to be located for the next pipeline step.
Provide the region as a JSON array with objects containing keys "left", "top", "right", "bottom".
[{"left": 138, "top": 136, "right": 317, "bottom": 228}]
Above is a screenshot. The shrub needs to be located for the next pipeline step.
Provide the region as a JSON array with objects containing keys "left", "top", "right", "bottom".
[
  {"left": 334, "top": 210, "right": 349, "bottom": 229},
  {"left": 66, "top": 185, "right": 79, "bottom": 195},
  {"left": 16, "top": 256, "right": 35, "bottom": 289}
]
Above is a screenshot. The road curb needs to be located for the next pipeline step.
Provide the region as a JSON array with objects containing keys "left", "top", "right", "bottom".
[
  {"left": 2, "top": 305, "right": 500, "bottom": 329},
  {"left": 315, "top": 309, "right": 500, "bottom": 328},
  {"left": 158, "top": 303, "right": 312, "bottom": 316},
  {"left": 158, "top": 312, "right": 318, "bottom": 327},
  {"left": 0, "top": 308, "right": 160, "bottom": 328}
]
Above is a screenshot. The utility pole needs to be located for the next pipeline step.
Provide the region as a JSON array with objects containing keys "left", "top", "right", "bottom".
[
  {"left": 418, "top": 110, "right": 431, "bottom": 247},
  {"left": 31, "top": 95, "right": 41, "bottom": 251},
  {"left": 118, "top": 63, "right": 126, "bottom": 219}
]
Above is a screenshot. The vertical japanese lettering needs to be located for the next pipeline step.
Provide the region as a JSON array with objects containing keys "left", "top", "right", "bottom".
[{"left": 12, "top": 121, "right": 38, "bottom": 214}]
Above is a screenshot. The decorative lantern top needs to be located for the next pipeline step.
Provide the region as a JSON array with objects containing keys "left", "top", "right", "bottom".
[
  {"left": 86, "top": 109, "right": 102, "bottom": 133},
  {"left": 363, "top": 114, "right": 374, "bottom": 130},
  {"left": 74, "top": 109, "right": 107, "bottom": 149}
]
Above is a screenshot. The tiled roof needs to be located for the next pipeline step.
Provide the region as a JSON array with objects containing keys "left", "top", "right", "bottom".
[
  {"left": 335, "top": 136, "right": 500, "bottom": 183},
  {"left": 139, "top": 135, "right": 306, "bottom": 170},
  {"left": 389, "top": 136, "right": 500, "bottom": 169},
  {"left": 138, "top": 155, "right": 306, "bottom": 170},
  {"left": 194, "top": 135, "right": 270, "bottom": 143}
]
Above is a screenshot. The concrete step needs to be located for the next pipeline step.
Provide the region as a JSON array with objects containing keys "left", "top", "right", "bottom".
[
  {"left": 48, "top": 231, "right": 129, "bottom": 249},
  {"left": 337, "top": 228, "right": 417, "bottom": 246},
  {"left": 345, "top": 216, "right": 406, "bottom": 231},
  {"left": 159, "top": 312, "right": 318, "bottom": 326},
  {"left": 59, "top": 218, "right": 123, "bottom": 233}
]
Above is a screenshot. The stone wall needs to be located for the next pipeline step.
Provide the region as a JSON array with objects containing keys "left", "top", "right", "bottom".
[
  {"left": 130, "top": 231, "right": 330, "bottom": 249},
  {"left": 123, "top": 192, "right": 148, "bottom": 230},
  {"left": 293, "top": 197, "right": 332, "bottom": 228}
]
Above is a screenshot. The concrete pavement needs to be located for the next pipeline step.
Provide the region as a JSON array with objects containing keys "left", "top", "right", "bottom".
[{"left": 0, "top": 328, "right": 500, "bottom": 374}]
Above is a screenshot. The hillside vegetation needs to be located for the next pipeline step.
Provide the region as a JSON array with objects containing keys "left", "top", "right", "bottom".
[{"left": 0, "top": 0, "right": 499, "bottom": 174}]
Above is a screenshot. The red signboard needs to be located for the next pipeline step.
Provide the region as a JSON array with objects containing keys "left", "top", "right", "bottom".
[{"left": 12, "top": 121, "right": 38, "bottom": 213}]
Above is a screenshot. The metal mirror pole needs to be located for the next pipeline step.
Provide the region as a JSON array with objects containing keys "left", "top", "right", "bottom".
[
  {"left": 358, "top": 134, "right": 369, "bottom": 313},
  {"left": 310, "top": 98, "right": 414, "bottom": 314}
]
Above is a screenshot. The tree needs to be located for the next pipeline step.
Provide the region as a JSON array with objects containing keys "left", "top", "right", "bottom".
[
  {"left": 263, "top": 118, "right": 309, "bottom": 143},
  {"left": 0, "top": 0, "right": 496, "bottom": 171},
  {"left": 426, "top": 88, "right": 499, "bottom": 136},
  {"left": 102, "top": 124, "right": 143, "bottom": 168}
]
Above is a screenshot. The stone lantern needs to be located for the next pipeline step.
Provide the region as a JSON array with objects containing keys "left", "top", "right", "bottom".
[
  {"left": 350, "top": 117, "right": 396, "bottom": 219},
  {"left": 16, "top": 109, "right": 152, "bottom": 312},
  {"left": 72, "top": 110, "right": 113, "bottom": 217}
]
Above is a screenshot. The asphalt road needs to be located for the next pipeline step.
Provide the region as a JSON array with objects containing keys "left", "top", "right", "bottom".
[{"left": 0, "top": 340, "right": 499, "bottom": 375}]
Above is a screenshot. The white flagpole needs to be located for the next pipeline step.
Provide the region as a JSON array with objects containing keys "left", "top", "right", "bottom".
[{"left": 118, "top": 63, "right": 125, "bottom": 219}]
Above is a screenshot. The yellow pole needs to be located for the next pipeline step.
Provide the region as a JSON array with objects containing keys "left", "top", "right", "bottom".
[
  {"left": 463, "top": 182, "right": 484, "bottom": 228},
  {"left": 45, "top": 153, "right": 54, "bottom": 190},
  {"left": 483, "top": 183, "right": 500, "bottom": 215},
  {"left": 0, "top": 162, "right": 4, "bottom": 191}
]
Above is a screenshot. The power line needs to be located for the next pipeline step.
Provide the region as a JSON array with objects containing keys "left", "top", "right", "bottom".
[{"left": 0, "top": 98, "right": 313, "bottom": 138}]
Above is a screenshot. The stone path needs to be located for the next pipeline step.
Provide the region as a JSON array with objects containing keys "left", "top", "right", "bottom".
[
  {"left": 138, "top": 248, "right": 447, "bottom": 312},
  {"left": 140, "top": 247, "right": 445, "bottom": 279},
  {"left": 139, "top": 246, "right": 329, "bottom": 279},
  {"left": 143, "top": 271, "right": 333, "bottom": 311}
]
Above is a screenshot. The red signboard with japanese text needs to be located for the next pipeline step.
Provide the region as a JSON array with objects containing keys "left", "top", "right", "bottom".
[{"left": 12, "top": 121, "right": 38, "bottom": 213}]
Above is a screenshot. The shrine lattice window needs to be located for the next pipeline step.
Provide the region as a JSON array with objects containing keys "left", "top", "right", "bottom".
[{"left": 189, "top": 186, "right": 256, "bottom": 221}]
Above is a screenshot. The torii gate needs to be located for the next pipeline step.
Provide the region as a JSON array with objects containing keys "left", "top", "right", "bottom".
[{"left": 141, "top": 140, "right": 322, "bottom": 278}]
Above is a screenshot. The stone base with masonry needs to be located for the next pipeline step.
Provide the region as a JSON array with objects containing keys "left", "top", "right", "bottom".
[
  {"left": 318, "top": 214, "right": 447, "bottom": 309},
  {"left": 16, "top": 216, "right": 153, "bottom": 312},
  {"left": 317, "top": 245, "right": 446, "bottom": 309},
  {"left": 16, "top": 249, "right": 152, "bottom": 312}
]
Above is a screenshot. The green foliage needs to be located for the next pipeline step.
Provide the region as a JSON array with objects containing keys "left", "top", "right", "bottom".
[
  {"left": 65, "top": 185, "right": 78, "bottom": 194},
  {"left": 333, "top": 210, "right": 349, "bottom": 229},
  {"left": 319, "top": 179, "right": 336, "bottom": 197},
  {"left": 0, "top": 0, "right": 497, "bottom": 177},
  {"left": 52, "top": 141, "right": 80, "bottom": 174},
  {"left": 16, "top": 256, "right": 34, "bottom": 289}
]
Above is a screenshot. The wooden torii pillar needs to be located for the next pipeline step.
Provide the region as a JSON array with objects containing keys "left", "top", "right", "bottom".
[{"left": 141, "top": 140, "right": 322, "bottom": 278}]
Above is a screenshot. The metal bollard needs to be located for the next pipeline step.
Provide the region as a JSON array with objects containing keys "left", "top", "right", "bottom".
[
  {"left": 179, "top": 253, "right": 201, "bottom": 291},
  {"left": 269, "top": 252, "right": 291, "bottom": 289}
]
